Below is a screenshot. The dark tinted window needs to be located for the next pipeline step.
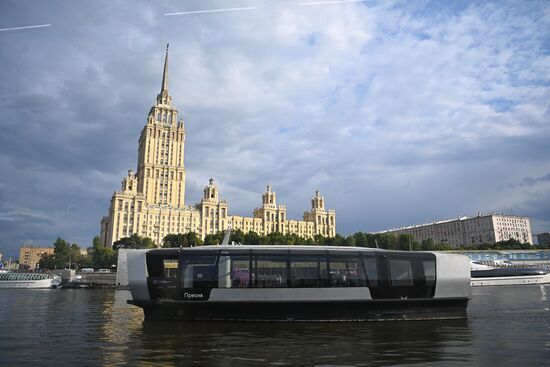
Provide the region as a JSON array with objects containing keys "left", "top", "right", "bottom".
[
  {"left": 251, "top": 255, "right": 288, "bottom": 288},
  {"left": 147, "top": 254, "right": 178, "bottom": 278},
  {"left": 388, "top": 258, "right": 413, "bottom": 287},
  {"left": 231, "top": 256, "right": 250, "bottom": 288},
  {"left": 328, "top": 256, "right": 366, "bottom": 287},
  {"left": 363, "top": 257, "right": 380, "bottom": 287},
  {"left": 181, "top": 255, "right": 217, "bottom": 289},
  {"left": 423, "top": 259, "right": 436, "bottom": 288},
  {"left": 289, "top": 255, "right": 329, "bottom": 288},
  {"left": 146, "top": 254, "right": 180, "bottom": 300}
]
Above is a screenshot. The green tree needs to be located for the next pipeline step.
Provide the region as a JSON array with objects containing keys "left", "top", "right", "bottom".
[
  {"left": 92, "top": 246, "right": 117, "bottom": 268},
  {"left": 113, "top": 234, "right": 156, "bottom": 250},
  {"left": 354, "top": 232, "right": 368, "bottom": 247},
  {"left": 38, "top": 238, "right": 84, "bottom": 270},
  {"left": 93, "top": 236, "right": 103, "bottom": 248},
  {"left": 186, "top": 232, "right": 203, "bottom": 247},
  {"left": 313, "top": 234, "right": 326, "bottom": 246},
  {"left": 495, "top": 238, "right": 531, "bottom": 250},
  {"left": 230, "top": 229, "right": 245, "bottom": 245},
  {"left": 53, "top": 237, "right": 71, "bottom": 267},
  {"left": 163, "top": 234, "right": 185, "bottom": 248},
  {"left": 163, "top": 232, "right": 203, "bottom": 248},
  {"left": 377, "top": 234, "right": 398, "bottom": 250},
  {"left": 266, "top": 232, "right": 285, "bottom": 246},
  {"left": 204, "top": 232, "right": 224, "bottom": 246},
  {"left": 434, "top": 242, "right": 454, "bottom": 251},
  {"left": 397, "top": 234, "right": 415, "bottom": 251},
  {"left": 421, "top": 238, "right": 435, "bottom": 251},
  {"left": 38, "top": 253, "right": 57, "bottom": 270},
  {"left": 244, "top": 231, "right": 261, "bottom": 246},
  {"left": 342, "top": 235, "right": 356, "bottom": 247}
]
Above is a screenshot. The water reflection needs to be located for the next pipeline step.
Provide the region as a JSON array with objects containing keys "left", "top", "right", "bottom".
[
  {"left": 3, "top": 287, "right": 550, "bottom": 366},
  {"left": 128, "top": 311, "right": 472, "bottom": 366}
]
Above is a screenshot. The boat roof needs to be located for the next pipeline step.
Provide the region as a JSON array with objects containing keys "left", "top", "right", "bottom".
[
  {"left": 145, "top": 245, "right": 438, "bottom": 256},
  {"left": 211, "top": 245, "right": 381, "bottom": 251},
  {"left": 148, "top": 245, "right": 380, "bottom": 252}
]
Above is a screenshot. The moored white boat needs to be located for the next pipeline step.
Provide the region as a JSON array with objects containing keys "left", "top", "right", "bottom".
[
  {"left": 0, "top": 272, "right": 61, "bottom": 289},
  {"left": 470, "top": 262, "right": 550, "bottom": 286}
]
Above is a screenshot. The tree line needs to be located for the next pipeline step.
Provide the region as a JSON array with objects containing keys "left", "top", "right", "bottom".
[
  {"left": 37, "top": 230, "right": 546, "bottom": 270},
  {"left": 38, "top": 237, "right": 117, "bottom": 270},
  {"left": 161, "top": 230, "right": 545, "bottom": 251}
]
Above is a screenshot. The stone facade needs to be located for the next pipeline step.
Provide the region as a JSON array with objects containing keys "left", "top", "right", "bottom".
[
  {"left": 381, "top": 213, "right": 533, "bottom": 248},
  {"left": 19, "top": 245, "right": 54, "bottom": 270},
  {"left": 537, "top": 232, "right": 550, "bottom": 246},
  {"left": 100, "top": 46, "right": 336, "bottom": 248}
]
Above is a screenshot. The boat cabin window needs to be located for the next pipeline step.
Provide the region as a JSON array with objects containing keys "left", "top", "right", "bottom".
[
  {"left": 163, "top": 259, "right": 179, "bottom": 278},
  {"left": 388, "top": 258, "right": 413, "bottom": 287},
  {"left": 423, "top": 259, "right": 436, "bottom": 289},
  {"left": 328, "top": 256, "right": 366, "bottom": 287},
  {"left": 181, "top": 255, "right": 218, "bottom": 289},
  {"left": 146, "top": 253, "right": 180, "bottom": 300},
  {"left": 290, "top": 255, "right": 329, "bottom": 288},
  {"left": 218, "top": 252, "right": 372, "bottom": 289},
  {"left": 147, "top": 254, "right": 179, "bottom": 278},
  {"left": 251, "top": 255, "right": 288, "bottom": 288},
  {"left": 221, "top": 255, "right": 250, "bottom": 288},
  {"left": 147, "top": 250, "right": 438, "bottom": 300},
  {"left": 362, "top": 257, "right": 380, "bottom": 287}
]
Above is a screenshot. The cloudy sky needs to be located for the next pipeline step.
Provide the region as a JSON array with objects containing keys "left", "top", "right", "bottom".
[{"left": 0, "top": 0, "right": 549, "bottom": 257}]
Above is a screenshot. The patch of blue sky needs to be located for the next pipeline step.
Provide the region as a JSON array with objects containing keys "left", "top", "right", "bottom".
[
  {"left": 486, "top": 98, "right": 517, "bottom": 113},
  {"left": 307, "top": 33, "right": 317, "bottom": 46},
  {"left": 390, "top": 0, "right": 473, "bottom": 21},
  {"left": 414, "top": 32, "right": 431, "bottom": 41},
  {"left": 277, "top": 126, "right": 298, "bottom": 134}
]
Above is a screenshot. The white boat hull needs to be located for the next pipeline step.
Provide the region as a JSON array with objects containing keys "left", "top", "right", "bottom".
[
  {"left": 471, "top": 273, "right": 550, "bottom": 287},
  {"left": 0, "top": 278, "right": 58, "bottom": 289}
]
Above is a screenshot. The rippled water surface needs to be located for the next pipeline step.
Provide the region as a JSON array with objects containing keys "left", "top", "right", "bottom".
[{"left": 1, "top": 286, "right": 549, "bottom": 366}]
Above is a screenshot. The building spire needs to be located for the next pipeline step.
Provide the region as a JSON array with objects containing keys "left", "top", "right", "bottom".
[{"left": 161, "top": 43, "right": 169, "bottom": 93}]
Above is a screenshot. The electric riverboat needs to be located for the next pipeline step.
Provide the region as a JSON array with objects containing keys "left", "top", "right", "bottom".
[{"left": 127, "top": 246, "right": 470, "bottom": 321}]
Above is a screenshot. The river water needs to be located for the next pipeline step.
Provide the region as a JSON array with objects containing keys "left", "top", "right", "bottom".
[{"left": 1, "top": 285, "right": 549, "bottom": 366}]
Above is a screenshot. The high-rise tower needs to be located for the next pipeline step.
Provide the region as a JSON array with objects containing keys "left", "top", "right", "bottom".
[
  {"left": 100, "top": 46, "right": 336, "bottom": 248},
  {"left": 136, "top": 44, "right": 187, "bottom": 207},
  {"left": 101, "top": 45, "right": 198, "bottom": 247}
]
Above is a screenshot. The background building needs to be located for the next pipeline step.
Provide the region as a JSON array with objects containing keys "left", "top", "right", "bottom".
[
  {"left": 537, "top": 232, "right": 550, "bottom": 246},
  {"left": 19, "top": 245, "right": 54, "bottom": 270},
  {"left": 381, "top": 213, "right": 533, "bottom": 248},
  {"left": 100, "top": 47, "right": 336, "bottom": 247}
]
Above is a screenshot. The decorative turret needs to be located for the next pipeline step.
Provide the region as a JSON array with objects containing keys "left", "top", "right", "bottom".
[
  {"left": 311, "top": 190, "right": 325, "bottom": 210},
  {"left": 262, "top": 185, "right": 277, "bottom": 206},
  {"left": 121, "top": 169, "right": 137, "bottom": 193},
  {"left": 202, "top": 178, "right": 219, "bottom": 203}
]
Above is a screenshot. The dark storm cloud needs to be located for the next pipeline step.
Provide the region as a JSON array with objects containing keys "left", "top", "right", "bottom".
[{"left": 1, "top": 0, "right": 549, "bottom": 257}]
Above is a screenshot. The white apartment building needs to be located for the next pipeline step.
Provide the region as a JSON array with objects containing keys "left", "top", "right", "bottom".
[{"left": 381, "top": 213, "right": 533, "bottom": 248}]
